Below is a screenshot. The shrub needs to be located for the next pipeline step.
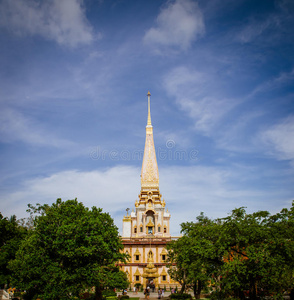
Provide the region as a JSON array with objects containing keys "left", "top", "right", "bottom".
[
  {"left": 106, "top": 297, "right": 118, "bottom": 300},
  {"left": 170, "top": 293, "right": 192, "bottom": 300},
  {"left": 103, "top": 290, "right": 117, "bottom": 297},
  {"left": 134, "top": 283, "right": 141, "bottom": 289}
]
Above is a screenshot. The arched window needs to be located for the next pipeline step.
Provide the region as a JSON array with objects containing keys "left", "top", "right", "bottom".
[
  {"left": 146, "top": 210, "right": 155, "bottom": 234},
  {"left": 148, "top": 250, "right": 153, "bottom": 260}
]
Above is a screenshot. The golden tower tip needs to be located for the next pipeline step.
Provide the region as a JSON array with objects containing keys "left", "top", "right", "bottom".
[{"left": 147, "top": 91, "right": 152, "bottom": 126}]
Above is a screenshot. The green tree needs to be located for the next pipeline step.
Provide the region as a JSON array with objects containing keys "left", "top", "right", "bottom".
[
  {"left": 174, "top": 202, "right": 294, "bottom": 300},
  {"left": 168, "top": 213, "right": 221, "bottom": 299},
  {"left": 266, "top": 204, "right": 294, "bottom": 298},
  {"left": 216, "top": 206, "right": 294, "bottom": 299},
  {"left": 9, "top": 199, "right": 128, "bottom": 300},
  {"left": 167, "top": 236, "right": 190, "bottom": 294},
  {"left": 0, "top": 213, "right": 27, "bottom": 288}
]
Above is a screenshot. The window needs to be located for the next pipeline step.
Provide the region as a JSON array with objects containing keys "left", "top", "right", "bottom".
[
  {"left": 162, "top": 275, "right": 166, "bottom": 281},
  {"left": 162, "top": 255, "right": 166, "bottom": 261},
  {"left": 158, "top": 226, "right": 161, "bottom": 232},
  {"left": 164, "top": 227, "right": 167, "bottom": 233},
  {"left": 136, "top": 275, "right": 140, "bottom": 281},
  {"left": 135, "top": 255, "right": 140, "bottom": 261},
  {"left": 140, "top": 226, "right": 143, "bottom": 232},
  {"left": 148, "top": 227, "right": 153, "bottom": 234},
  {"left": 134, "top": 227, "right": 137, "bottom": 233}
]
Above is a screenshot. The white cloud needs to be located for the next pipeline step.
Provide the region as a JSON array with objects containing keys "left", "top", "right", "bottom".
[
  {"left": 237, "top": 17, "right": 274, "bottom": 44},
  {"left": 0, "top": 0, "right": 94, "bottom": 47},
  {"left": 163, "top": 66, "right": 236, "bottom": 136},
  {"left": 216, "top": 110, "right": 266, "bottom": 153},
  {"left": 163, "top": 66, "right": 204, "bottom": 96},
  {"left": 161, "top": 165, "right": 293, "bottom": 234},
  {"left": 0, "top": 108, "right": 74, "bottom": 148},
  {"left": 1, "top": 166, "right": 140, "bottom": 231},
  {"left": 261, "top": 115, "right": 294, "bottom": 163},
  {"left": 143, "top": 0, "right": 204, "bottom": 51},
  {"left": 178, "top": 96, "right": 233, "bottom": 135},
  {"left": 1, "top": 164, "right": 291, "bottom": 236},
  {"left": 249, "top": 68, "right": 294, "bottom": 97}
]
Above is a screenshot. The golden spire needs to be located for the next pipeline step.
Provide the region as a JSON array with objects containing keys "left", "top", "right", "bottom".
[
  {"left": 147, "top": 91, "right": 152, "bottom": 126},
  {"left": 141, "top": 92, "right": 159, "bottom": 189}
]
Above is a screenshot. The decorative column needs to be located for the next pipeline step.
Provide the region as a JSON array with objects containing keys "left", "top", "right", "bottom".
[
  {"left": 136, "top": 210, "right": 140, "bottom": 237},
  {"left": 130, "top": 266, "right": 133, "bottom": 287},
  {"left": 167, "top": 211, "right": 170, "bottom": 235},
  {"left": 154, "top": 213, "right": 158, "bottom": 234},
  {"left": 143, "top": 213, "right": 146, "bottom": 234}
]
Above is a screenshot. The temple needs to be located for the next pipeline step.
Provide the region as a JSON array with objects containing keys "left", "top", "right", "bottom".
[{"left": 121, "top": 92, "right": 177, "bottom": 289}]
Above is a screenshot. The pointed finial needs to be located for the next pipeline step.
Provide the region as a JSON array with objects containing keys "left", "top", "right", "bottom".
[{"left": 147, "top": 91, "right": 152, "bottom": 126}]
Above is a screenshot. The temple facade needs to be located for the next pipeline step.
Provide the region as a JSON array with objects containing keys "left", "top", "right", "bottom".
[{"left": 121, "top": 92, "right": 177, "bottom": 289}]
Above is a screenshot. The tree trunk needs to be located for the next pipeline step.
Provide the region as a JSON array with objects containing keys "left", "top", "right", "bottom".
[
  {"left": 235, "top": 288, "right": 245, "bottom": 300},
  {"left": 193, "top": 282, "right": 197, "bottom": 299},
  {"left": 290, "top": 288, "right": 294, "bottom": 300},
  {"left": 180, "top": 271, "right": 186, "bottom": 294},
  {"left": 95, "top": 285, "right": 103, "bottom": 300},
  {"left": 193, "top": 280, "right": 202, "bottom": 299},
  {"left": 249, "top": 277, "right": 257, "bottom": 300},
  {"left": 180, "top": 281, "right": 186, "bottom": 294}
]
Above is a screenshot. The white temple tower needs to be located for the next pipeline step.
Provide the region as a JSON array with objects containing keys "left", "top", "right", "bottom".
[{"left": 121, "top": 92, "right": 176, "bottom": 289}]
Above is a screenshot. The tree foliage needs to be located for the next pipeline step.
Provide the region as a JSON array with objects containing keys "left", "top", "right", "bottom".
[
  {"left": 167, "top": 202, "right": 294, "bottom": 300},
  {"left": 9, "top": 199, "right": 128, "bottom": 300},
  {"left": 167, "top": 213, "right": 218, "bottom": 299},
  {"left": 0, "top": 213, "right": 27, "bottom": 288}
]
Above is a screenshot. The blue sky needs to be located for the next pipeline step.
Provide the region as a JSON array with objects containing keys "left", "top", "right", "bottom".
[{"left": 0, "top": 0, "right": 293, "bottom": 235}]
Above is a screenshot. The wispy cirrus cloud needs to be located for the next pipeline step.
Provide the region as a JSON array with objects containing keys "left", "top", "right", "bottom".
[
  {"left": 0, "top": 108, "right": 74, "bottom": 148},
  {"left": 249, "top": 68, "right": 294, "bottom": 97},
  {"left": 163, "top": 66, "right": 236, "bottom": 136},
  {"left": 261, "top": 115, "right": 294, "bottom": 164},
  {"left": 235, "top": 0, "right": 294, "bottom": 45},
  {"left": 143, "top": 0, "right": 205, "bottom": 52},
  {"left": 0, "top": 0, "right": 95, "bottom": 47},
  {"left": 237, "top": 16, "right": 278, "bottom": 44}
]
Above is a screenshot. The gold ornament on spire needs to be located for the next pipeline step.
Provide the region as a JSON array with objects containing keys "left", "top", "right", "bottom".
[{"left": 147, "top": 91, "right": 152, "bottom": 126}]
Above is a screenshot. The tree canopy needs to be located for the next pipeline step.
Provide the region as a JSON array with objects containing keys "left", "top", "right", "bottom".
[
  {"left": 167, "top": 202, "right": 294, "bottom": 300},
  {"left": 9, "top": 199, "right": 128, "bottom": 300},
  {"left": 0, "top": 213, "right": 27, "bottom": 288}
]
